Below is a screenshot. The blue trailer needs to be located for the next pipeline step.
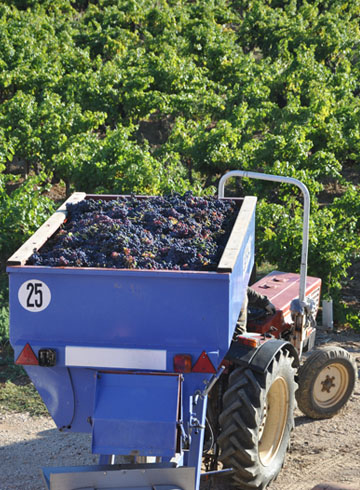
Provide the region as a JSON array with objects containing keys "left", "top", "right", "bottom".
[{"left": 7, "top": 171, "right": 357, "bottom": 490}]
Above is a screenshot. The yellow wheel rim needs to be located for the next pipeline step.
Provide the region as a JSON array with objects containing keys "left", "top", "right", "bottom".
[
  {"left": 313, "top": 363, "right": 349, "bottom": 408},
  {"left": 259, "top": 377, "right": 289, "bottom": 466}
]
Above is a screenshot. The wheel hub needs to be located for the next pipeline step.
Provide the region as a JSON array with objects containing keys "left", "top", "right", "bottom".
[
  {"left": 313, "top": 363, "right": 349, "bottom": 408},
  {"left": 321, "top": 375, "right": 336, "bottom": 393}
]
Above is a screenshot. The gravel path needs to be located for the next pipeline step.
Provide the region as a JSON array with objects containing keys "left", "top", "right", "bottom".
[{"left": 0, "top": 413, "right": 94, "bottom": 490}]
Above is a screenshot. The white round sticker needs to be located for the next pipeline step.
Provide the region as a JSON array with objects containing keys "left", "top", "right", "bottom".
[{"left": 18, "top": 280, "right": 51, "bottom": 312}]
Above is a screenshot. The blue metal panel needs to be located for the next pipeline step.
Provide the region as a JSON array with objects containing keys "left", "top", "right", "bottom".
[
  {"left": 25, "top": 366, "right": 75, "bottom": 429},
  {"left": 8, "top": 268, "right": 231, "bottom": 360},
  {"left": 92, "top": 373, "right": 180, "bottom": 457},
  {"left": 25, "top": 365, "right": 96, "bottom": 432}
]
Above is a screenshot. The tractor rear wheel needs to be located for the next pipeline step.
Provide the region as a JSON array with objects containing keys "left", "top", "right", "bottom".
[
  {"left": 217, "top": 349, "right": 297, "bottom": 490},
  {"left": 296, "top": 346, "right": 356, "bottom": 419}
]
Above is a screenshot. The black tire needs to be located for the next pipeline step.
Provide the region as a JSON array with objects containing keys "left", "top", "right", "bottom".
[
  {"left": 296, "top": 346, "right": 357, "bottom": 419},
  {"left": 217, "top": 349, "right": 297, "bottom": 490}
]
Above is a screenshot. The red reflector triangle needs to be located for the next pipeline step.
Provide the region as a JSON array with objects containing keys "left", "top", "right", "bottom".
[
  {"left": 15, "top": 343, "right": 39, "bottom": 366},
  {"left": 192, "top": 351, "right": 216, "bottom": 374}
]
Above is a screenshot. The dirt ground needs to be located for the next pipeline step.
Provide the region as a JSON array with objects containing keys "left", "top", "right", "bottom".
[
  {"left": 0, "top": 329, "right": 359, "bottom": 490},
  {"left": 265, "top": 329, "right": 360, "bottom": 490}
]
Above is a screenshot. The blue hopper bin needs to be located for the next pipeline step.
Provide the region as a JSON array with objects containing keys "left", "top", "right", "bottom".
[{"left": 7, "top": 193, "right": 256, "bottom": 489}]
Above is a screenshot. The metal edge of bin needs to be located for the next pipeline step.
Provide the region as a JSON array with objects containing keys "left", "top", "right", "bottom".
[
  {"left": 217, "top": 196, "right": 257, "bottom": 273},
  {"left": 6, "top": 192, "right": 86, "bottom": 266},
  {"left": 42, "top": 464, "right": 195, "bottom": 490}
]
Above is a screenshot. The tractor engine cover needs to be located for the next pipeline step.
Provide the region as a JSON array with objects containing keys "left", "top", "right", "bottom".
[{"left": 247, "top": 271, "right": 321, "bottom": 337}]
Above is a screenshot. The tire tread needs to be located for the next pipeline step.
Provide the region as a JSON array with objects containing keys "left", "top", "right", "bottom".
[{"left": 218, "top": 349, "right": 297, "bottom": 489}]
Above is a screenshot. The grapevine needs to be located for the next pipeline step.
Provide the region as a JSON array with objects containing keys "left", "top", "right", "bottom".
[{"left": 28, "top": 193, "right": 237, "bottom": 271}]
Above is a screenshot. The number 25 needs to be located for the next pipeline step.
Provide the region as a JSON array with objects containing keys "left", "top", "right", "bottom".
[{"left": 26, "top": 282, "right": 43, "bottom": 308}]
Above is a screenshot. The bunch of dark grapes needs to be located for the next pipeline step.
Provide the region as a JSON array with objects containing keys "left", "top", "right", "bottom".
[{"left": 28, "top": 192, "right": 238, "bottom": 271}]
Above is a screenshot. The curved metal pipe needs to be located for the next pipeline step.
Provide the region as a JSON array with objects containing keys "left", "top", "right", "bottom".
[{"left": 218, "top": 170, "right": 310, "bottom": 303}]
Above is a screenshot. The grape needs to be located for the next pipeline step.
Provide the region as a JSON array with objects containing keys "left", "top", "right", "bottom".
[{"left": 27, "top": 193, "right": 238, "bottom": 271}]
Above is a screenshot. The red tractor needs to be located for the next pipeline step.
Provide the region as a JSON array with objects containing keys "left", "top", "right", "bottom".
[{"left": 204, "top": 170, "right": 357, "bottom": 489}]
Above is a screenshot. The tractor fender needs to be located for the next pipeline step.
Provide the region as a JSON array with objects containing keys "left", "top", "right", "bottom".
[
  {"left": 225, "top": 338, "right": 299, "bottom": 373},
  {"left": 248, "top": 339, "right": 300, "bottom": 373}
]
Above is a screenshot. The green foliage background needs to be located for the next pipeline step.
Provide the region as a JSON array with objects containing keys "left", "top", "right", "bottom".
[{"left": 1, "top": 0, "right": 359, "bottom": 332}]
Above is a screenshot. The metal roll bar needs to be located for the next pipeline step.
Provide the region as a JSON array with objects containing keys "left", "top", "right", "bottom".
[{"left": 218, "top": 170, "right": 310, "bottom": 304}]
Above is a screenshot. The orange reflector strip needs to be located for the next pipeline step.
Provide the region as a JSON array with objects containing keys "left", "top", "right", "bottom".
[
  {"left": 192, "top": 351, "right": 216, "bottom": 374},
  {"left": 15, "top": 343, "right": 39, "bottom": 365},
  {"left": 237, "top": 336, "right": 260, "bottom": 348},
  {"left": 174, "top": 354, "right": 192, "bottom": 373}
]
